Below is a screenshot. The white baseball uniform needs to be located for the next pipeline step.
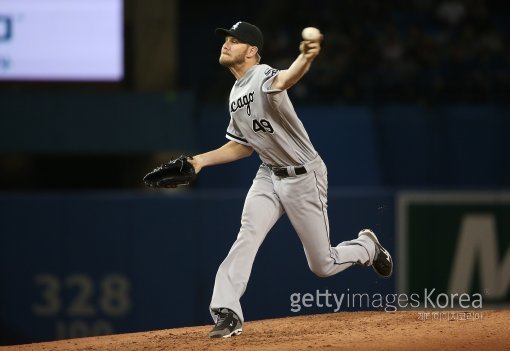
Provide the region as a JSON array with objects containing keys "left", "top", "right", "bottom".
[{"left": 210, "top": 64, "right": 376, "bottom": 323}]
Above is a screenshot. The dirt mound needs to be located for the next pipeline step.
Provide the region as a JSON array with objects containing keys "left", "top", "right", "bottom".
[{"left": 3, "top": 310, "right": 509, "bottom": 351}]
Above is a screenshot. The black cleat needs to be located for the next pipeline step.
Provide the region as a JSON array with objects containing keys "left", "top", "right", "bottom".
[
  {"left": 358, "top": 229, "right": 393, "bottom": 278},
  {"left": 209, "top": 308, "right": 243, "bottom": 338}
]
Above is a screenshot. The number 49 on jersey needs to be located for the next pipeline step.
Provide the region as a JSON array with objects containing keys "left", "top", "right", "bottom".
[{"left": 252, "top": 119, "right": 274, "bottom": 134}]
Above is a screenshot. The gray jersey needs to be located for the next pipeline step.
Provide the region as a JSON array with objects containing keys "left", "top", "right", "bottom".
[{"left": 225, "top": 64, "right": 317, "bottom": 166}]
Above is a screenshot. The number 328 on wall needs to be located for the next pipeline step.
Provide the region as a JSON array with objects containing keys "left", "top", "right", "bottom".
[{"left": 32, "top": 273, "right": 131, "bottom": 317}]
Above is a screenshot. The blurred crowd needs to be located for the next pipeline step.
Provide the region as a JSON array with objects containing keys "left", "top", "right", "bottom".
[{"left": 198, "top": 0, "right": 510, "bottom": 104}]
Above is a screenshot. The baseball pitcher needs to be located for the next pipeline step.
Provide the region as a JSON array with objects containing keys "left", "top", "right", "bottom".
[{"left": 186, "top": 21, "right": 393, "bottom": 338}]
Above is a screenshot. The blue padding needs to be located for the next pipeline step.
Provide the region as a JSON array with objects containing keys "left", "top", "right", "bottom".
[
  {"left": 0, "top": 190, "right": 395, "bottom": 344},
  {"left": 375, "top": 105, "right": 433, "bottom": 185},
  {"left": 438, "top": 105, "right": 509, "bottom": 186},
  {"left": 0, "top": 92, "right": 196, "bottom": 152}
]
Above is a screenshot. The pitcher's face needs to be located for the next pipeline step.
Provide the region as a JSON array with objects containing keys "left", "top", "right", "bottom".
[{"left": 219, "top": 36, "right": 250, "bottom": 67}]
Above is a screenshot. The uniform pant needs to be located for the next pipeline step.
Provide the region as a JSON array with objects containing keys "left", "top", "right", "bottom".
[{"left": 209, "top": 156, "right": 376, "bottom": 323}]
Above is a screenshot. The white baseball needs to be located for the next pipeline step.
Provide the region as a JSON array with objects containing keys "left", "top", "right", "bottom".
[{"left": 301, "top": 27, "right": 321, "bottom": 41}]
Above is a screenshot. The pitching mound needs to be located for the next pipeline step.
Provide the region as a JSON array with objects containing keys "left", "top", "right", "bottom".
[{"left": 3, "top": 310, "right": 509, "bottom": 351}]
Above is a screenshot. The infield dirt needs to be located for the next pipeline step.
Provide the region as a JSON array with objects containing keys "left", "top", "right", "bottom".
[{"left": 2, "top": 310, "right": 509, "bottom": 351}]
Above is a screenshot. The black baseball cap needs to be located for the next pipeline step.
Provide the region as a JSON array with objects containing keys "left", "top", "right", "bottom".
[{"left": 215, "top": 21, "right": 263, "bottom": 51}]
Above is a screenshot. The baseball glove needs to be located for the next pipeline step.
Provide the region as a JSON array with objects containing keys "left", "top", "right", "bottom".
[{"left": 143, "top": 155, "right": 196, "bottom": 188}]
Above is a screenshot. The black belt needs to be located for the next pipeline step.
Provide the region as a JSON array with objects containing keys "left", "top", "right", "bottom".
[{"left": 271, "top": 165, "right": 307, "bottom": 178}]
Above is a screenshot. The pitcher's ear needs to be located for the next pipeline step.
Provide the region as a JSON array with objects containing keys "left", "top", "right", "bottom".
[{"left": 248, "top": 45, "right": 259, "bottom": 58}]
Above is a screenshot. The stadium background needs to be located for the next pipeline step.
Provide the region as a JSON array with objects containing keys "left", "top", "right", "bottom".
[{"left": 1, "top": 0, "right": 509, "bottom": 345}]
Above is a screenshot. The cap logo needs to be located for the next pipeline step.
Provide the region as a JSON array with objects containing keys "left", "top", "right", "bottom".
[{"left": 231, "top": 21, "right": 242, "bottom": 30}]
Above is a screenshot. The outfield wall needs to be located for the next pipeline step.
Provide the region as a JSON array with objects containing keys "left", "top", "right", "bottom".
[
  {"left": 0, "top": 189, "right": 394, "bottom": 344},
  {"left": 1, "top": 190, "right": 509, "bottom": 345}
]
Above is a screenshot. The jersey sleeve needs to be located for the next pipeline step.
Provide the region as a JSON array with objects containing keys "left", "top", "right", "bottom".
[
  {"left": 226, "top": 117, "right": 250, "bottom": 146},
  {"left": 261, "top": 65, "right": 284, "bottom": 94}
]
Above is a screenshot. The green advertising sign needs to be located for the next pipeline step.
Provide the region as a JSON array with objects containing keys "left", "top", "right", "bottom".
[{"left": 398, "top": 193, "right": 510, "bottom": 306}]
